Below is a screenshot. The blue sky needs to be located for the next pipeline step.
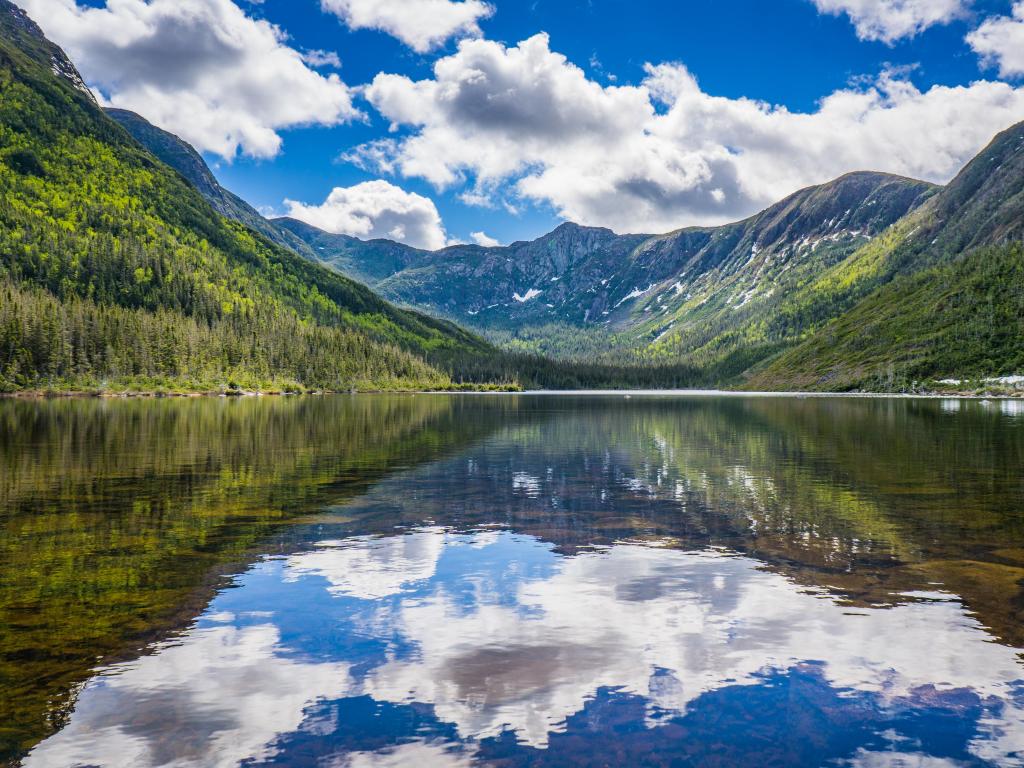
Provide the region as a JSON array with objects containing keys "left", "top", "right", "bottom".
[{"left": 22, "top": 0, "right": 1024, "bottom": 247}]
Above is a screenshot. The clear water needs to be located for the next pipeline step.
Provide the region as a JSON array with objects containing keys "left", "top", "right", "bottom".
[{"left": 3, "top": 394, "right": 1024, "bottom": 767}]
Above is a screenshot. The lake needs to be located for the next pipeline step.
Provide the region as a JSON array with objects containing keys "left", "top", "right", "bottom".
[{"left": 2, "top": 393, "right": 1024, "bottom": 767}]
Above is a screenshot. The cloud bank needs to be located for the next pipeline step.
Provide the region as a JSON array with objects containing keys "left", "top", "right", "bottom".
[{"left": 355, "top": 33, "right": 1024, "bottom": 233}]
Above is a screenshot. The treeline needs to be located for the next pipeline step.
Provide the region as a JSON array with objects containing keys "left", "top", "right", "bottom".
[
  {"left": 433, "top": 348, "right": 700, "bottom": 390},
  {"left": 0, "top": 282, "right": 450, "bottom": 392}
]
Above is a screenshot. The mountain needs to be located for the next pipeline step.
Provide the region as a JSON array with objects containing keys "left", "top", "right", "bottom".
[
  {"left": 747, "top": 120, "right": 1024, "bottom": 390},
  {"left": 22, "top": 0, "right": 1020, "bottom": 394},
  {"left": 274, "top": 216, "right": 429, "bottom": 284},
  {"left": 278, "top": 172, "right": 936, "bottom": 368},
  {"left": 0, "top": 1, "right": 492, "bottom": 393},
  {"left": 111, "top": 88, "right": 982, "bottom": 389}
]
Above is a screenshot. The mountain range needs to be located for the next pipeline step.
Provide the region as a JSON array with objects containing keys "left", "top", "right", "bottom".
[{"left": 3, "top": 0, "right": 1023, "bottom": 392}]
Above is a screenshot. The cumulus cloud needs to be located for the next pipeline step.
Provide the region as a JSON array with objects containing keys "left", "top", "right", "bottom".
[
  {"left": 284, "top": 180, "right": 449, "bottom": 250},
  {"left": 967, "top": 2, "right": 1024, "bottom": 77},
  {"left": 470, "top": 231, "right": 500, "bottom": 247},
  {"left": 320, "top": 0, "right": 493, "bottom": 52},
  {"left": 301, "top": 48, "right": 342, "bottom": 68},
  {"left": 17, "top": 0, "right": 360, "bottom": 159},
  {"left": 809, "top": 0, "right": 969, "bottom": 43},
  {"left": 355, "top": 33, "right": 1024, "bottom": 233}
]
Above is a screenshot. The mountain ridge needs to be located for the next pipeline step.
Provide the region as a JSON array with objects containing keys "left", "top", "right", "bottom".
[{"left": 746, "top": 119, "right": 1024, "bottom": 390}]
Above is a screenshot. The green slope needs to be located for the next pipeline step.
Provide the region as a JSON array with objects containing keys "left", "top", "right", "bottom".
[
  {"left": 748, "top": 244, "right": 1024, "bottom": 391},
  {"left": 0, "top": 1, "right": 492, "bottom": 393},
  {"left": 750, "top": 121, "right": 1024, "bottom": 391},
  {"left": 620, "top": 172, "right": 937, "bottom": 374}
]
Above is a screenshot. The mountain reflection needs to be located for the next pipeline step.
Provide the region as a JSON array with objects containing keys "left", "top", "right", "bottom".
[{"left": 6, "top": 394, "right": 1024, "bottom": 767}]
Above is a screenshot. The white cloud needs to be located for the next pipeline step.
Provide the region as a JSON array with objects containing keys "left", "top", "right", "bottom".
[
  {"left": 17, "top": 0, "right": 360, "bottom": 159},
  {"left": 302, "top": 48, "right": 343, "bottom": 68},
  {"left": 470, "top": 231, "right": 500, "bottom": 247},
  {"left": 967, "top": 2, "right": 1024, "bottom": 77},
  {"left": 284, "top": 180, "right": 449, "bottom": 250},
  {"left": 809, "top": 0, "right": 970, "bottom": 43},
  {"left": 356, "top": 33, "right": 1024, "bottom": 233},
  {"left": 320, "top": 0, "right": 493, "bottom": 52}
]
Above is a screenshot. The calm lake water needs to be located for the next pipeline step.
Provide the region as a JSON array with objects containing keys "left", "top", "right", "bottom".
[{"left": 3, "top": 394, "right": 1024, "bottom": 767}]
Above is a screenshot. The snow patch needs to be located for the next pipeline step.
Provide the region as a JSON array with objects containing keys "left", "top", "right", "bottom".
[
  {"left": 513, "top": 289, "right": 542, "bottom": 303},
  {"left": 615, "top": 284, "right": 657, "bottom": 308}
]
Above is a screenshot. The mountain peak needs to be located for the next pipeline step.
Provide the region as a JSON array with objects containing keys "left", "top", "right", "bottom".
[
  {"left": 546, "top": 221, "right": 620, "bottom": 239},
  {"left": 1, "top": 0, "right": 96, "bottom": 104},
  {"left": 1, "top": 0, "right": 44, "bottom": 39}
]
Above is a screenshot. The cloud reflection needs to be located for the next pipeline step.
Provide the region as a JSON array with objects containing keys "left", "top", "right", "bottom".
[
  {"left": 25, "top": 624, "right": 351, "bottom": 768},
  {"left": 24, "top": 529, "right": 1024, "bottom": 766},
  {"left": 350, "top": 536, "right": 1024, "bottom": 750}
]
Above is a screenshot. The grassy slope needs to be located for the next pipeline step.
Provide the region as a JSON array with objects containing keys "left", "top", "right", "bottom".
[{"left": 747, "top": 245, "right": 1024, "bottom": 390}]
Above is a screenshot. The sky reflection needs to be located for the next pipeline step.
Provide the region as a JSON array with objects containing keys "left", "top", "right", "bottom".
[{"left": 26, "top": 528, "right": 1024, "bottom": 767}]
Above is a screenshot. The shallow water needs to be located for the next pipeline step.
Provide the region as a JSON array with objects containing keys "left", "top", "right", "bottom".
[{"left": 3, "top": 394, "right": 1024, "bottom": 767}]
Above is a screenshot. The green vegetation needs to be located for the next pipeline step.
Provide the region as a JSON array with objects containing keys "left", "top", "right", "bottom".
[
  {"left": 0, "top": 3, "right": 492, "bottom": 394},
  {"left": 0, "top": 281, "right": 450, "bottom": 393},
  {"left": 750, "top": 244, "right": 1024, "bottom": 391}
]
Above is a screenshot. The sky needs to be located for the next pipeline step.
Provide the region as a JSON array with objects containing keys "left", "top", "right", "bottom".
[{"left": 15, "top": 0, "right": 1024, "bottom": 248}]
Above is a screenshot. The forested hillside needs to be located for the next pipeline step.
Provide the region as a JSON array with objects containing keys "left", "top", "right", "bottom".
[
  {"left": 0, "top": 0, "right": 491, "bottom": 393},
  {"left": 747, "top": 245, "right": 1024, "bottom": 390}
]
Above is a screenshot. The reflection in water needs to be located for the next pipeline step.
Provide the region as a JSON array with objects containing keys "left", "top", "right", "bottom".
[
  {"left": 26, "top": 622, "right": 351, "bottom": 768},
  {"left": 4, "top": 394, "right": 1024, "bottom": 766},
  {"left": 23, "top": 531, "right": 1024, "bottom": 767}
]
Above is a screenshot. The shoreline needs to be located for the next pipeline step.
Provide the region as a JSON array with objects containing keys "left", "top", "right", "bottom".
[{"left": 3, "top": 388, "right": 1022, "bottom": 401}]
